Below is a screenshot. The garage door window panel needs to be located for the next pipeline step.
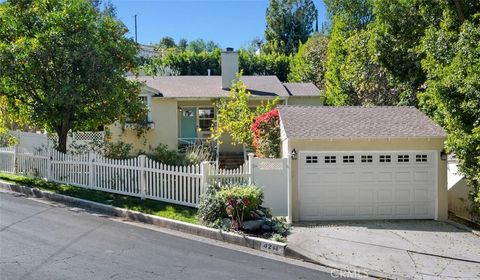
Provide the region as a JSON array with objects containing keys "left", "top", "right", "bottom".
[
  {"left": 398, "top": 155, "right": 410, "bottom": 163},
  {"left": 416, "top": 154, "right": 428, "bottom": 163},
  {"left": 306, "top": 156, "right": 318, "bottom": 164},
  {"left": 361, "top": 155, "right": 373, "bottom": 163},
  {"left": 324, "top": 156, "right": 336, "bottom": 163},
  {"left": 379, "top": 155, "right": 391, "bottom": 163},
  {"left": 343, "top": 155, "right": 355, "bottom": 163}
]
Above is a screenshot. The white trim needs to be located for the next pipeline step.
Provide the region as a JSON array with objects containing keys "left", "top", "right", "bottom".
[
  {"left": 286, "top": 136, "right": 446, "bottom": 141},
  {"left": 298, "top": 149, "right": 440, "bottom": 154},
  {"left": 434, "top": 151, "right": 439, "bottom": 220},
  {"left": 142, "top": 85, "right": 161, "bottom": 95}
]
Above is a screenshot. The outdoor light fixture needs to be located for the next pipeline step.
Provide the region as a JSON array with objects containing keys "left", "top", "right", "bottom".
[
  {"left": 440, "top": 150, "right": 447, "bottom": 160},
  {"left": 291, "top": 149, "right": 297, "bottom": 160},
  {"left": 178, "top": 107, "right": 183, "bottom": 112}
]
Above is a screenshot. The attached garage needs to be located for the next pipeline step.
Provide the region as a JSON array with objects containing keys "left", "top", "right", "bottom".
[{"left": 278, "top": 106, "right": 448, "bottom": 222}]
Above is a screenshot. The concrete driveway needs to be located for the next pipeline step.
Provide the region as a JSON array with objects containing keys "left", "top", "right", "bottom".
[{"left": 288, "top": 220, "right": 480, "bottom": 279}]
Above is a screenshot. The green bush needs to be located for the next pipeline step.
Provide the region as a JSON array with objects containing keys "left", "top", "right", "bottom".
[
  {"left": 197, "top": 184, "right": 264, "bottom": 226},
  {"left": 148, "top": 144, "right": 179, "bottom": 165},
  {"left": 217, "top": 185, "right": 264, "bottom": 218},
  {"left": 103, "top": 141, "right": 133, "bottom": 159},
  {"left": 197, "top": 184, "right": 225, "bottom": 224}
]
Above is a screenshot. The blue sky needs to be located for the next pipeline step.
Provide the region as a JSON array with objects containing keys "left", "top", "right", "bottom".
[{"left": 110, "top": 0, "right": 328, "bottom": 48}]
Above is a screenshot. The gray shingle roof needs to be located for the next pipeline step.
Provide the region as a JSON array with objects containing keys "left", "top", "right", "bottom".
[
  {"left": 129, "top": 75, "right": 291, "bottom": 98},
  {"left": 278, "top": 105, "right": 446, "bottom": 139},
  {"left": 283, "top": 82, "right": 321, "bottom": 96}
]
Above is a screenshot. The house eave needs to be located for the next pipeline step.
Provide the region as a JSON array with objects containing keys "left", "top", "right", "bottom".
[{"left": 285, "top": 136, "right": 447, "bottom": 141}]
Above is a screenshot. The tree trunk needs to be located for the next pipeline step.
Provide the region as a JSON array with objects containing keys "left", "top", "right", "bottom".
[
  {"left": 56, "top": 126, "right": 69, "bottom": 153},
  {"left": 452, "top": 0, "right": 465, "bottom": 22}
]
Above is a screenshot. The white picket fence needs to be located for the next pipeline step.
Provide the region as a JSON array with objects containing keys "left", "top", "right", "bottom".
[{"left": 0, "top": 147, "right": 254, "bottom": 208}]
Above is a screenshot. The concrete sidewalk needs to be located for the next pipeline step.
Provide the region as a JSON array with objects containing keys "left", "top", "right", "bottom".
[{"left": 287, "top": 220, "right": 480, "bottom": 279}]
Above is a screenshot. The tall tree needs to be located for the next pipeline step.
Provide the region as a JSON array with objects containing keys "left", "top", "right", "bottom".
[
  {"left": 186, "top": 39, "right": 219, "bottom": 53},
  {"left": 178, "top": 38, "right": 188, "bottom": 51},
  {"left": 288, "top": 33, "right": 329, "bottom": 91},
  {"left": 324, "top": 16, "right": 357, "bottom": 105},
  {"left": 158, "top": 36, "right": 177, "bottom": 49},
  {"left": 212, "top": 73, "right": 278, "bottom": 147},
  {"left": 418, "top": 1, "right": 480, "bottom": 220},
  {"left": 0, "top": 0, "right": 146, "bottom": 153},
  {"left": 324, "top": 0, "right": 417, "bottom": 106},
  {"left": 324, "top": 0, "right": 374, "bottom": 31},
  {"left": 265, "top": 0, "right": 317, "bottom": 54}
]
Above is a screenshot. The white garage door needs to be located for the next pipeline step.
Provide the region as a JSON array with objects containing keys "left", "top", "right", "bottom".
[{"left": 299, "top": 151, "right": 436, "bottom": 221}]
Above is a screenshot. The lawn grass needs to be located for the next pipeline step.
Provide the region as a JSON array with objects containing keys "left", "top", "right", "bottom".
[{"left": 0, "top": 172, "right": 198, "bottom": 224}]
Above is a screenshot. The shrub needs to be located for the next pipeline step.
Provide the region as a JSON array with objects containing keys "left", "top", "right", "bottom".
[
  {"left": 182, "top": 145, "right": 212, "bottom": 165},
  {"left": 148, "top": 144, "right": 179, "bottom": 165},
  {"left": 252, "top": 108, "right": 280, "bottom": 158},
  {"left": 197, "top": 184, "right": 225, "bottom": 224},
  {"left": 103, "top": 141, "right": 133, "bottom": 159},
  {"left": 197, "top": 184, "right": 264, "bottom": 228},
  {"left": 218, "top": 185, "right": 263, "bottom": 229},
  {"left": 271, "top": 233, "right": 287, "bottom": 243},
  {"left": 217, "top": 185, "right": 263, "bottom": 214}
]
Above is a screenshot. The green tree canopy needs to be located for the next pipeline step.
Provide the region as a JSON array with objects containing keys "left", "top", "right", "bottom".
[
  {"left": 0, "top": 0, "right": 146, "bottom": 152},
  {"left": 323, "top": 0, "right": 480, "bottom": 219},
  {"left": 158, "top": 36, "right": 177, "bottom": 49},
  {"left": 145, "top": 48, "right": 292, "bottom": 82},
  {"left": 212, "top": 73, "right": 278, "bottom": 147},
  {"left": 186, "top": 39, "right": 220, "bottom": 53},
  {"left": 324, "top": 0, "right": 374, "bottom": 31},
  {"left": 288, "top": 32, "right": 329, "bottom": 91},
  {"left": 265, "top": 0, "right": 317, "bottom": 54},
  {"left": 418, "top": 3, "right": 480, "bottom": 220}
]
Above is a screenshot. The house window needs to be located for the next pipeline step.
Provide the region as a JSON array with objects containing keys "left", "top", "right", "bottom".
[
  {"left": 126, "top": 94, "right": 152, "bottom": 126},
  {"left": 198, "top": 108, "right": 215, "bottom": 132},
  {"left": 398, "top": 155, "right": 409, "bottom": 163},
  {"left": 325, "top": 156, "right": 336, "bottom": 163},
  {"left": 361, "top": 155, "right": 373, "bottom": 163},
  {"left": 306, "top": 156, "right": 318, "bottom": 164},
  {"left": 379, "top": 155, "right": 391, "bottom": 163},
  {"left": 416, "top": 154, "right": 428, "bottom": 162},
  {"left": 343, "top": 155, "right": 354, "bottom": 163}
]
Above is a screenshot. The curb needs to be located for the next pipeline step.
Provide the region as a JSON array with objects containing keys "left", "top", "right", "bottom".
[
  {"left": 445, "top": 219, "right": 480, "bottom": 237},
  {"left": 0, "top": 180, "right": 287, "bottom": 256}
]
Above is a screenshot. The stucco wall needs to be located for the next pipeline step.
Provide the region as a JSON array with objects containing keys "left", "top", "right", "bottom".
[
  {"left": 287, "top": 96, "right": 323, "bottom": 106},
  {"left": 108, "top": 98, "right": 178, "bottom": 152},
  {"left": 447, "top": 160, "right": 472, "bottom": 221},
  {"left": 283, "top": 138, "right": 448, "bottom": 222}
]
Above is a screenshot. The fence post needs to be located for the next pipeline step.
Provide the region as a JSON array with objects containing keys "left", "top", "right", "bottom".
[
  {"left": 200, "top": 161, "right": 210, "bottom": 193},
  {"left": 46, "top": 148, "right": 52, "bottom": 180},
  {"left": 285, "top": 157, "right": 292, "bottom": 224},
  {"left": 248, "top": 153, "right": 255, "bottom": 185},
  {"left": 12, "top": 145, "right": 17, "bottom": 174},
  {"left": 88, "top": 151, "right": 95, "bottom": 189},
  {"left": 139, "top": 155, "right": 147, "bottom": 199}
]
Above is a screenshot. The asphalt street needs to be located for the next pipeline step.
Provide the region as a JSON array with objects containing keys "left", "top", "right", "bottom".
[{"left": 0, "top": 191, "right": 338, "bottom": 280}]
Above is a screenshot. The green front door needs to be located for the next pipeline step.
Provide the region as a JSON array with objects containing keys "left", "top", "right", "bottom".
[{"left": 180, "top": 107, "right": 197, "bottom": 141}]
